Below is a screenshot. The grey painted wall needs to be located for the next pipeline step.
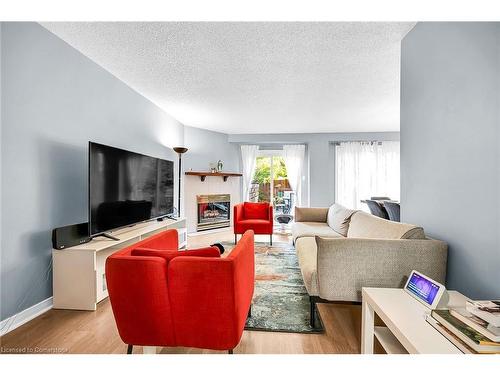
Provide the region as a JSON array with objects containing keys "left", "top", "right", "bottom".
[
  {"left": 0, "top": 23, "right": 239, "bottom": 321},
  {"left": 228, "top": 132, "right": 400, "bottom": 207},
  {"left": 178, "top": 125, "right": 240, "bottom": 215},
  {"left": 401, "top": 22, "right": 500, "bottom": 299},
  {"left": 184, "top": 125, "right": 240, "bottom": 173}
]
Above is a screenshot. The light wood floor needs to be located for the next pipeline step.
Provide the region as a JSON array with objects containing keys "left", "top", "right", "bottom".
[{"left": 0, "top": 230, "right": 364, "bottom": 354}]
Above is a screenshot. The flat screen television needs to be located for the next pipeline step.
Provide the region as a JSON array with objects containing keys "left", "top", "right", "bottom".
[{"left": 89, "top": 142, "right": 174, "bottom": 237}]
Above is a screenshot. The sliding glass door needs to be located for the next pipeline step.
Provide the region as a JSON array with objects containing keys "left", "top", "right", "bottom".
[
  {"left": 250, "top": 152, "right": 294, "bottom": 216},
  {"left": 251, "top": 156, "right": 271, "bottom": 203},
  {"left": 271, "top": 156, "right": 293, "bottom": 215}
]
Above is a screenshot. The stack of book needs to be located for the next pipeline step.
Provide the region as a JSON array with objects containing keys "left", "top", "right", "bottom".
[{"left": 426, "top": 300, "right": 500, "bottom": 354}]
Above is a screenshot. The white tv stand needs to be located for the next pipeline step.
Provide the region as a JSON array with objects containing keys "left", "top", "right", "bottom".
[{"left": 52, "top": 218, "right": 186, "bottom": 311}]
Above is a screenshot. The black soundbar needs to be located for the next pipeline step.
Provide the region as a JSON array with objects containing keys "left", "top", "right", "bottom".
[{"left": 52, "top": 222, "right": 91, "bottom": 250}]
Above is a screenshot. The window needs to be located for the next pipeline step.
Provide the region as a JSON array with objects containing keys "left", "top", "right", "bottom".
[{"left": 335, "top": 141, "right": 400, "bottom": 210}]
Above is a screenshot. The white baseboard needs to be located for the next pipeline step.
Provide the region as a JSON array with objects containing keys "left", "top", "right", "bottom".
[{"left": 0, "top": 297, "right": 53, "bottom": 336}]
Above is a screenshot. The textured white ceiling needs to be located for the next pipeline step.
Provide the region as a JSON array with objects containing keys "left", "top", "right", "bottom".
[{"left": 41, "top": 22, "right": 415, "bottom": 134}]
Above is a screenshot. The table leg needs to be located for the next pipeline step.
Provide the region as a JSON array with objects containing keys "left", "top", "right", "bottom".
[{"left": 361, "top": 300, "right": 375, "bottom": 354}]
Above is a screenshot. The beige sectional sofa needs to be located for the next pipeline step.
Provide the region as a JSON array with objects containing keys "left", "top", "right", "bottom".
[{"left": 293, "top": 205, "right": 448, "bottom": 327}]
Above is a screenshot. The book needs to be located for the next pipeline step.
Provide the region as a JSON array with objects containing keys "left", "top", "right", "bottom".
[
  {"left": 450, "top": 307, "right": 500, "bottom": 342},
  {"left": 426, "top": 314, "right": 476, "bottom": 354},
  {"left": 431, "top": 310, "right": 500, "bottom": 353},
  {"left": 466, "top": 300, "right": 500, "bottom": 327}
]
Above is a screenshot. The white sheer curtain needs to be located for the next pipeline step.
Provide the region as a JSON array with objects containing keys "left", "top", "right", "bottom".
[
  {"left": 283, "top": 144, "right": 306, "bottom": 208},
  {"left": 240, "top": 145, "right": 259, "bottom": 201},
  {"left": 335, "top": 141, "right": 400, "bottom": 210}
]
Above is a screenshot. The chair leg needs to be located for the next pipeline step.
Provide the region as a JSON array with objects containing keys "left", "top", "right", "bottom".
[
  {"left": 143, "top": 346, "right": 157, "bottom": 354},
  {"left": 310, "top": 298, "right": 317, "bottom": 329},
  {"left": 228, "top": 349, "right": 233, "bottom": 354},
  {"left": 270, "top": 234, "right": 272, "bottom": 246},
  {"left": 235, "top": 234, "right": 237, "bottom": 244},
  {"left": 127, "top": 344, "right": 133, "bottom": 354},
  {"left": 247, "top": 304, "right": 252, "bottom": 319}
]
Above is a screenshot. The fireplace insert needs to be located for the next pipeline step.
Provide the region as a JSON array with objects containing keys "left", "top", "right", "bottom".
[{"left": 197, "top": 194, "right": 230, "bottom": 231}]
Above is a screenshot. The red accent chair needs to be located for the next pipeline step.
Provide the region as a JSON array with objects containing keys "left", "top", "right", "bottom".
[
  {"left": 105, "top": 228, "right": 255, "bottom": 354},
  {"left": 234, "top": 202, "right": 273, "bottom": 245}
]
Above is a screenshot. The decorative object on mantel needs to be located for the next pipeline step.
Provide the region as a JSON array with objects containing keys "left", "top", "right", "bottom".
[
  {"left": 173, "top": 147, "right": 188, "bottom": 216},
  {"left": 217, "top": 160, "right": 223, "bottom": 172},
  {"left": 185, "top": 171, "right": 243, "bottom": 182}
]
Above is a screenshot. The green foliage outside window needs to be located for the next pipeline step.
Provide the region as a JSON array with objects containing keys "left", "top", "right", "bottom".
[{"left": 253, "top": 156, "right": 287, "bottom": 184}]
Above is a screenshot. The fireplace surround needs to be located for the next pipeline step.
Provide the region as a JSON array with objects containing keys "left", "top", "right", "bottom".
[{"left": 197, "top": 194, "right": 230, "bottom": 231}]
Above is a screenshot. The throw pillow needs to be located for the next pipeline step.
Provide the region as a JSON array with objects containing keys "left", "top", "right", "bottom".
[{"left": 327, "top": 203, "right": 357, "bottom": 236}]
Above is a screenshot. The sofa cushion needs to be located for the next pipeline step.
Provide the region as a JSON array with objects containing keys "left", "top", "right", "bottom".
[
  {"left": 347, "top": 211, "right": 425, "bottom": 239},
  {"left": 244, "top": 202, "right": 269, "bottom": 220},
  {"left": 295, "top": 237, "right": 319, "bottom": 296},
  {"left": 294, "top": 207, "right": 329, "bottom": 223},
  {"left": 327, "top": 203, "right": 357, "bottom": 236},
  {"left": 237, "top": 219, "right": 272, "bottom": 232},
  {"left": 292, "top": 221, "right": 343, "bottom": 242}
]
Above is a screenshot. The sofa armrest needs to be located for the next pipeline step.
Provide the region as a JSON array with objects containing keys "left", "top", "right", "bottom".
[
  {"left": 294, "top": 207, "right": 329, "bottom": 222},
  {"left": 167, "top": 257, "right": 244, "bottom": 350},
  {"left": 268, "top": 204, "right": 274, "bottom": 222},
  {"left": 105, "top": 254, "right": 175, "bottom": 346},
  {"left": 315, "top": 236, "right": 448, "bottom": 302},
  {"left": 234, "top": 203, "right": 244, "bottom": 221}
]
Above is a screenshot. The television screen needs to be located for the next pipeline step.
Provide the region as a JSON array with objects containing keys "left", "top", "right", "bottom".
[{"left": 89, "top": 142, "right": 174, "bottom": 236}]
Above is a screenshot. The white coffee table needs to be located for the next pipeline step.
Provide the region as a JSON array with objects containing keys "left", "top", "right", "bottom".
[{"left": 361, "top": 287, "right": 466, "bottom": 354}]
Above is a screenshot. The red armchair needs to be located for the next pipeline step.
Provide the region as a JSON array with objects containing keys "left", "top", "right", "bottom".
[
  {"left": 105, "top": 228, "right": 255, "bottom": 354},
  {"left": 234, "top": 202, "right": 273, "bottom": 245}
]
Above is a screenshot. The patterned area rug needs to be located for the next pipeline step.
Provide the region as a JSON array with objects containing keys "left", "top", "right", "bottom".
[{"left": 221, "top": 241, "right": 324, "bottom": 333}]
